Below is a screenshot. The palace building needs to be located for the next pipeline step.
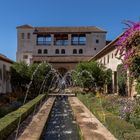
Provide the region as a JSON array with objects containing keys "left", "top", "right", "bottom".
[{"left": 16, "top": 25, "right": 106, "bottom": 74}]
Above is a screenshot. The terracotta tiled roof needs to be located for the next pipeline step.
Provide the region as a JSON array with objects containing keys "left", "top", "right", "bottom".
[
  {"left": 0, "top": 54, "right": 14, "bottom": 64},
  {"left": 16, "top": 24, "right": 106, "bottom": 33},
  {"left": 35, "top": 26, "right": 107, "bottom": 33}
]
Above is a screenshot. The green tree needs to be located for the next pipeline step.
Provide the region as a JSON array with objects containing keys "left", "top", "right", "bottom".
[
  {"left": 10, "top": 62, "right": 52, "bottom": 99},
  {"left": 10, "top": 62, "right": 30, "bottom": 93},
  {"left": 28, "top": 63, "right": 52, "bottom": 97},
  {"left": 74, "top": 61, "right": 107, "bottom": 92}
]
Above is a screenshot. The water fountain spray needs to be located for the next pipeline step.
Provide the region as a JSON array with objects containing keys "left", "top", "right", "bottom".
[{"left": 14, "top": 62, "right": 50, "bottom": 140}]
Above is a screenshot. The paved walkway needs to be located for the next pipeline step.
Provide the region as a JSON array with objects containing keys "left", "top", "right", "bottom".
[
  {"left": 69, "top": 97, "right": 117, "bottom": 140},
  {"left": 43, "top": 96, "right": 80, "bottom": 140}
]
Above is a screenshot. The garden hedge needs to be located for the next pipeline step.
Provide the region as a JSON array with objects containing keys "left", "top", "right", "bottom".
[
  {"left": 77, "top": 94, "right": 140, "bottom": 140},
  {"left": 0, "top": 94, "right": 46, "bottom": 140}
]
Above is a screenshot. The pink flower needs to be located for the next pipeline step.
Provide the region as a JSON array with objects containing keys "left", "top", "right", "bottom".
[{"left": 115, "top": 21, "right": 140, "bottom": 76}]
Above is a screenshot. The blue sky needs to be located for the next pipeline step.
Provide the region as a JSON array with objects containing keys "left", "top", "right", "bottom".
[{"left": 0, "top": 0, "right": 139, "bottom": 60}]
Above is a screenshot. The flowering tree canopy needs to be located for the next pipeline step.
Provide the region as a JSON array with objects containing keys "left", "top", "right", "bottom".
[{"left": 115, "top": 21, "right": 140, "bottom": 77}]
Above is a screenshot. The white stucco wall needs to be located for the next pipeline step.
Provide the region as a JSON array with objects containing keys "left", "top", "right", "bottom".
[
  {"left": 97, "top": 49, "right": 122, "bottom": 71},
  {"left": 95, "top": 48, "right": 122, "bottom": 94}
]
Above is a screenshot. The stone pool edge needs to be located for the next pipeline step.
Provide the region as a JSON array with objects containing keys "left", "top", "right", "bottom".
[{"left": 18, "top": 97, "right": 56, "bottom": 140}]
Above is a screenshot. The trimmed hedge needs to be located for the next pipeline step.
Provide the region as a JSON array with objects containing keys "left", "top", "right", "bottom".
[
  {"left": 77, "top": 94, "right": 139, "bottom": 140},
  {"left": 0, "top": 94, "right": 46, "bottom": 140}
]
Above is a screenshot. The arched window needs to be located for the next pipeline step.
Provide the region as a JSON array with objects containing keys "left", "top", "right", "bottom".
[
  {"left": 38, "top": 49, "right": 42, "bottom": 54},
  {"left": 44, "top": 49, "right": 48, "bottom": 54},
  {"left": 73, "top": 49, "right": 77, "bottom": 54},
  {"left": 55, "top": 49, "right": 59, "bottom": 54},
  {"left": 79, "top": 49, "right": 83, "bottom": 54},
  {"left": 61, "top": 49, "right": 65, "bottom": 54}
]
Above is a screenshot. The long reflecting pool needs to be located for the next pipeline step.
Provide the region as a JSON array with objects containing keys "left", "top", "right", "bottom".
[{"left": 43, "top": 96, "right": 80, "bottom": 140}]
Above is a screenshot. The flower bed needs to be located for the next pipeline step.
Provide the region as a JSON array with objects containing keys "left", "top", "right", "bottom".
[{"left": 77, "top": 93, "right": 140, "bottom": 140}]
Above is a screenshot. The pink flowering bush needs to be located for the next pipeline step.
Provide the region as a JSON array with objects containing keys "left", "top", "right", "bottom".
[
  {"left": 116, "top": 21, "right": 140, "bottom": 94},
  {"left": 115, "top": 21, "right": 140, "bottom": 128},
  {"left": 115, "top": 21, "right": 140, "bottom": 73}
]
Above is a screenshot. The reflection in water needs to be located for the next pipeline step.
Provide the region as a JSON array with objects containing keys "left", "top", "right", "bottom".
[{"left": 43, "top": 96, "right": 80, "bottom": 140}]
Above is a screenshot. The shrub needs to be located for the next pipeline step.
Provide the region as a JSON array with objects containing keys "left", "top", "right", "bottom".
[
  {"left": 10, "top": 62, "right": 51, "bottom": 98},
  {"left": 129, "top": 98, "right": 140, "bottom": 129},
  {"left": 0, "top": 94, "right": 46, "bottom": 140},
  {"left": 74, "top": 61, "right": 107, "bottom": 91},
  {"left": 136, "top": 77, "right": 140, "bottom": 94},
  {"left": 0, "top": 101, "right": 22, "bottom": 118},
  {"left": 0, "top": 95, "right": 10, "bottom": 104}
]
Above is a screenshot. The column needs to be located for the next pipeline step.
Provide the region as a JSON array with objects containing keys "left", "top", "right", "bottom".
[
  {"left": 51, "top": 34, "right": 54, "bottom": 46},
  {"left": 126, "top": 70, "right": 130, "bottom": 97},
  {"left": 114, "top": 71, "right": 118, "bottom": 94},
  {"left": 112, "top": 72, "right": 115, "bottom": 94},
  {"left": 68, "top": 34, "right": 71, "bottom": 46}
]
